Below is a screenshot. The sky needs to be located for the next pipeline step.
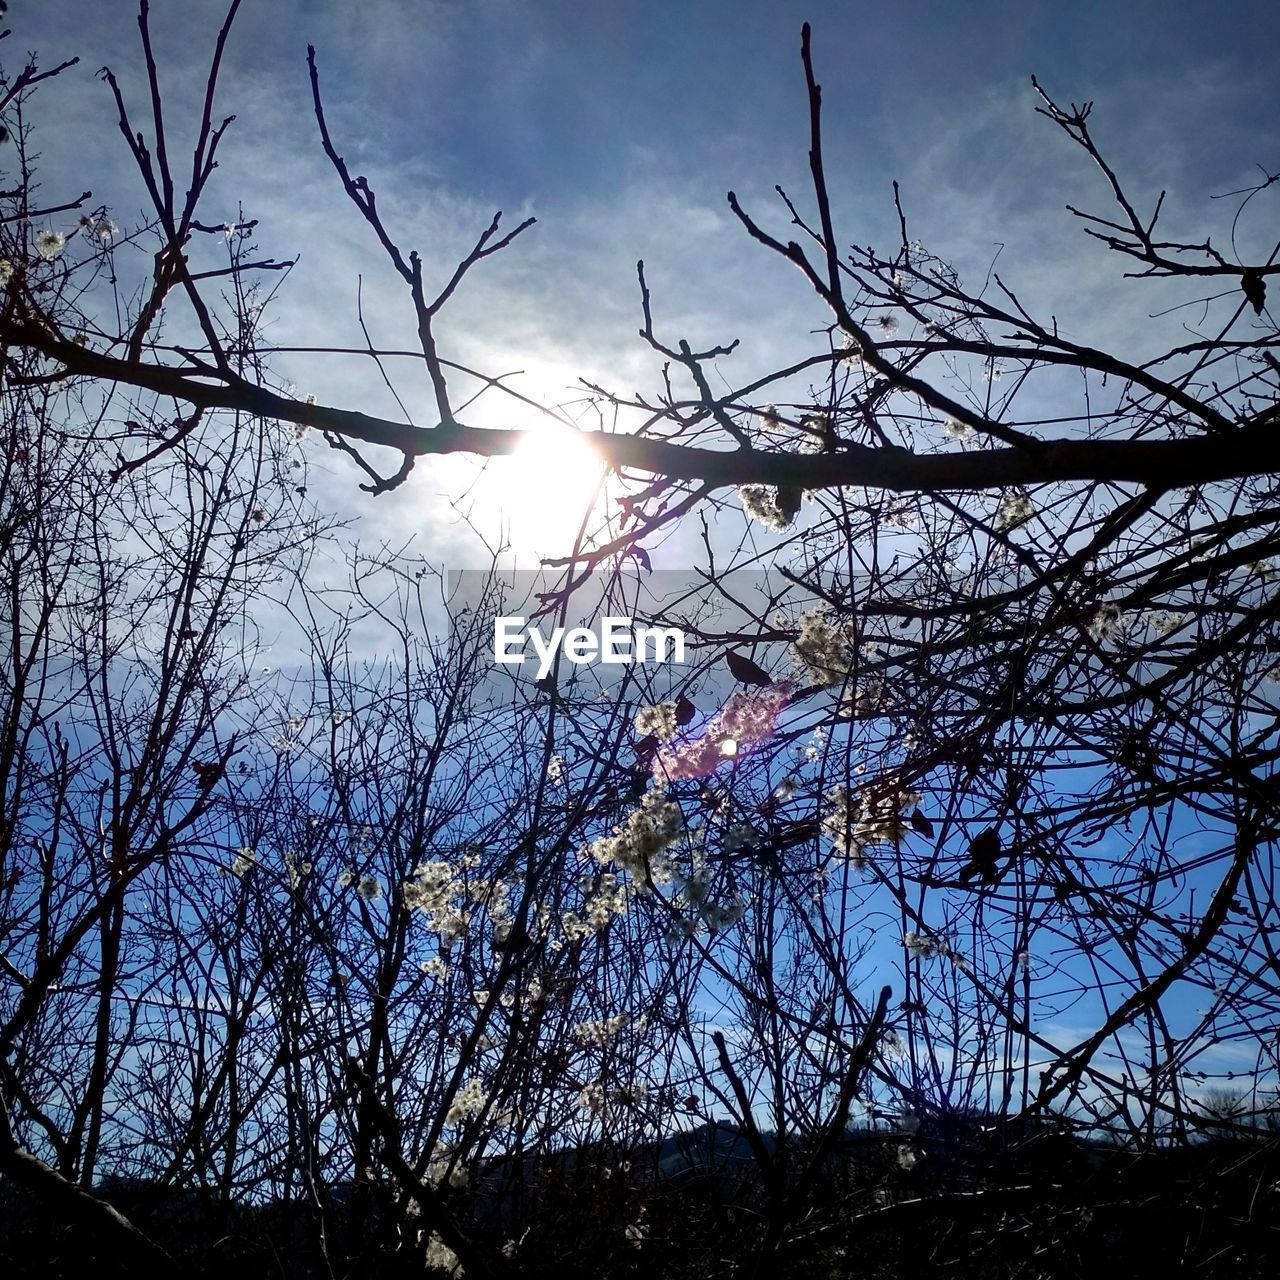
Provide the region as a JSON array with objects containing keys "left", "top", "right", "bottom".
[
  {"left": 9, "top": 0, "right": 1279, "bottom": 567},
  {"left": 7, "top": 0, "right": 1279, "bottom": 1129}
]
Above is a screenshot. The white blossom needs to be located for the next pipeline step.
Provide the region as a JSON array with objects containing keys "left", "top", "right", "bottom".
[
  {"left": 575, "top": 1012, "right": 629, "bottom": 1046},
  {"left": 588, "top": 788, "right": 683, "bottom": 885},
  {"left": 284, "top": 851, "right": 311, "bottom": 890},
  {"left": 403, "top": 859, "right": 471, "bottom": 948},
  {"left": 739, "top": 484, "right": 795, "bottom": 532},
  {"left": 35, "top": 229, "right": 65, "bottom": 260},
  {"left": 793, "top": 608, "right": 853, "bottom": 686},
  {"left": 904, "top": 930, "right": 936, "bottom": 960},
  {"left": 635, "top": 701, "right": 680, "bottom": 743},
  {"left": 424, "top": 1235, "right": 461, "bottom": 1275},
  {"left": 664, "top": 917, "right": 697, "bottom": 945},
  {"left": 822, "top": 785, "right": 912, "bottom": 863},
  {"left": 839, "top": 675, "right": 885, "bottom": 719},
  {"left": 995, "top": 491, "right": 1035, "bottom": 531},
  {"left": 1149, "top": 610, "right": 1186, "bottom": 638},
  {"left": 445, "top": 1077, "right": 487, "bottom": 1126},
  {"left": 702, "top": 897, "right": 748, "bottom": 931},
  {"left": 799, "top": 413, "right": 833, "bottom": 450},
  {"left": 1088, "top": 602, "right": 1123, "bottom": 643},
  {"left": 577, "top": 1082, "right": 606, "bottom": 1113},
  {"left": 80, "top": 215, "right": 117, "bottom": 243}
]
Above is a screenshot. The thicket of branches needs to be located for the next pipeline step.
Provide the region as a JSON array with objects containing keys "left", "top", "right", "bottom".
[{"left": 2, "top": 5, "right": 1279, "bottom": 1277}]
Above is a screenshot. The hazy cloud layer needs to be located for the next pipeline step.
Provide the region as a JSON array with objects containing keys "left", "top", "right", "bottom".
[{"left": 7, "top": 0, "right": 1277, "bottom": 567}]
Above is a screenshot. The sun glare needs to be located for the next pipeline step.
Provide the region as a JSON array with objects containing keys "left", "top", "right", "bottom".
[{"left": 498, "top": 424, "right": 606, "bottom": 549}]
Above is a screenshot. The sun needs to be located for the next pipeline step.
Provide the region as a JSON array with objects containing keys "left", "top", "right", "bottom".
[{"left": 496, "top": 424, "right": 606, "bottom": 550}]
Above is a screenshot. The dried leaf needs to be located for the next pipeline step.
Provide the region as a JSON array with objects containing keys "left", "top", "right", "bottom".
[
  {"left": 961, "top": 827, "right": 1002, "bottom": 884},
  {"left": 726, "top": 650, "right": 773, "bottom": 687},
  {"left": 1241, "top": 267, "right": 1266, "bottom": 316}
]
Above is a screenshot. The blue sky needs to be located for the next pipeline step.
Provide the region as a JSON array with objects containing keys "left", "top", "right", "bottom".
[{"left": 11, "top": 0, "right": 1279, "bottom": 563}]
